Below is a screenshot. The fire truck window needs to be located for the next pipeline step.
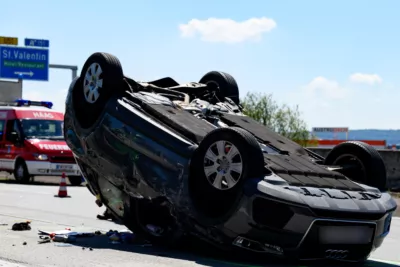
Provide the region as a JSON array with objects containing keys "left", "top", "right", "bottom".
[
  {"left": 0, "top": 120, "right": 4, "bottom": 140},
  {"left": 5, "top": 120, "right": 21, "bottom": 141},
  {"left": 20, "top": 119, "right": 63, "bottom": 138}
]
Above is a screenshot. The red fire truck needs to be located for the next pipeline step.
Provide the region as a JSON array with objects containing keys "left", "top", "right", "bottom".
[{"left": 0, "top": 99, "right": 82, "bottom": 185}]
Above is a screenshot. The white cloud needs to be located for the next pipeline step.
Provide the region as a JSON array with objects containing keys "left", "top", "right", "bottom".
[
  {"left": 178, "top": 17, "right": 277, "bottom": 44},
  {"left": 284, "top": 74, "right": 397, "bottom": 129},
  {"left": 349, "top": 73, "right": 382, "bottom": 85},
  {"left": 301, "top": 76, "right": 348, "bottom": 100},
  {"left": 284, "top": 77, "right": 353, "bottom": 129}
]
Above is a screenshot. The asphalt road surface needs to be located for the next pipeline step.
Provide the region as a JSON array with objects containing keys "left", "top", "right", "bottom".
[
  {"left": 0, "top": 173, "right": 84, "bottom": 186},
  {"left": 0, "top": 180, "right": 399, "bottom": 267}
]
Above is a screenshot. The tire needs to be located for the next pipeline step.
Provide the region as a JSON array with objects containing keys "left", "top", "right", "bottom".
[
  {"left": 73, "top": 52, "right": 124, "bottom": 129},
  {"left": 122, "top": 197, "right": 184, "bottom": 247},
  {"left": 68, "top": 176, "right": 83, "bottom": 186},
  {"left": 324, "top": 141, "right": 387, "bottom": 191},
  {"left": 189, "top": 127, "right": 264, "bottom": 219},
  {"left": 199, "top": 71, "right": 240, "bottom": 105},
  {"left": 14, "top": 160, "right": 30, "bottom": 183}
]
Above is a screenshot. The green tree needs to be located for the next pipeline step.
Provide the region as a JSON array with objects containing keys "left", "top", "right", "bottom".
[{"left": 240, "top": 92, "right": 316, "bottom": 147}]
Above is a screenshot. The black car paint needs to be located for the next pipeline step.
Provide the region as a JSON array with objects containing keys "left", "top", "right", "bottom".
[{"left": 64, "top": 77, "right": 397, "bottom": 261}]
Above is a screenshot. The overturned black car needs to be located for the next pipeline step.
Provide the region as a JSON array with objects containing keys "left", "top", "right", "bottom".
[{"left": 64, "top": 52, "right": 397, "bottom": 262}]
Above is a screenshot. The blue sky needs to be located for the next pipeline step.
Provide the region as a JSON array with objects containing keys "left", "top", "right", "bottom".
[{"left": 1, "top": 0, "right": 400, "bottom": 129}]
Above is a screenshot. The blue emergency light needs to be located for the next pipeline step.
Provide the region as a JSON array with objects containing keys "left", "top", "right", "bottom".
[{"left": 14, "top": 99, "right": 53, "bottom": 109}]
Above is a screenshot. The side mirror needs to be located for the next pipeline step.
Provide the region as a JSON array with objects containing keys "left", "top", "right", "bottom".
[{"left": 9, "top": 132, "right": 20, "bottom": 143}]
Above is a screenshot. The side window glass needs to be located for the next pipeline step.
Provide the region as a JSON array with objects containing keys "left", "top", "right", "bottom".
[
  {"left": 5, "top": 120, "right": 16, "bottom": 142},
  {"left": 14, "top": 120, "right": 22, "bottom": 137},
  {"left": 0, "top": 120, "right": 4, "bottom": 141}
]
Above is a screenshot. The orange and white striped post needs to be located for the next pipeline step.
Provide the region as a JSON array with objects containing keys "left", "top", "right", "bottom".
[{"left": 54, "top": 172, "right": 70, "bottom": 198}]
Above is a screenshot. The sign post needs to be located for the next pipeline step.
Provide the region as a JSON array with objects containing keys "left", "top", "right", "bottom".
[{"left": 0, "top": 46, "right": 49, "bottom": 81}]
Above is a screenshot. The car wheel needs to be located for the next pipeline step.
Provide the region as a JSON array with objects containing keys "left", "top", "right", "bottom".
[
  {"left": 68, "top": 176, "right": 83, "bottom": 186},
  {"left": 199, "top": 71, "right": 240, "bottom": 105},
  {"left": 324, "top": 141, "right": 387, "bottom": 191},
  {"left": 73, "top": 52, "right": 124, "bottom": 129},
  {"left": 189, "top": 127, "right": 264, "bottom": 219},
  {"left": 14, "top": 160, "right": 30, "bottom": 183}
]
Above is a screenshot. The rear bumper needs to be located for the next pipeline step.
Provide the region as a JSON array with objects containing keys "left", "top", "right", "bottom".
[
  {"left": 25, "top": 160, "right": 81, "bottom": 176},
  {"left": 229, "top": 217, "right": 390, "bottom": 262},
  {"left": 286, "top": 219, "right": 382, "bottom": 261},
  {"left": 216, "top": 178, "right": 396, "bottom": 262}
]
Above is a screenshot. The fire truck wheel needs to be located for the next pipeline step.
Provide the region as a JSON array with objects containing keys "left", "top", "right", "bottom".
[
  {"left": 68, "top": 176, "right": 83, "bottom": 186},
  {"left": 14, "top": 161, "right": 30, "bottom": 183}
]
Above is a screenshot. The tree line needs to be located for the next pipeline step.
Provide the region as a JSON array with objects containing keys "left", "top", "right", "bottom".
[{"left": 240, "top": 92, "right": 317, "bottom": 147}]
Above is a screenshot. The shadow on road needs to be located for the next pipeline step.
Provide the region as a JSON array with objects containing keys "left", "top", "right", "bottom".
[{"left": 67, "top": 234, "right": 398, "bottom": 267}]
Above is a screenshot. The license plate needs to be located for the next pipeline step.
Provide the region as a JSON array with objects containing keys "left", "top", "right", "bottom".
[
  {"left": 56, "top": 164, "right": 73, "bottom": 170},
  {"left": 319, "top": 226, "right": 374, "bottom": 244}
]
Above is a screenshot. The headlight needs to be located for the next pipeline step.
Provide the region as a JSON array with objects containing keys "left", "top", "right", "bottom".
[{"left": 33, "top": 154, "right": 48, "bottom": 161}]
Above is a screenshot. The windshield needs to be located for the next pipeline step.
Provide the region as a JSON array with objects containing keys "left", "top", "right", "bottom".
[{"left": 21, "top": 119, "right": 64, "bottom": 140}]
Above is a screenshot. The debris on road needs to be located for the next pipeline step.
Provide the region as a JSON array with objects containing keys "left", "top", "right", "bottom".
[
  {"left": 35, "top": 227, "right": 151, "bottom": 248},
  {"left": 37, "top": 228, "right": 91, "bottom": 245},
  {"left": 11, "top": 221, "right": 31, "bottom": 231},
  {"left": 106, "top": 229, "right": 136, "bottom": 244},
  {"left": 38, "top": 236, "right": 51, "bottom": 244},
  {"left": 38, "top": 229, "right": 95, "bottom": 237},
  {"left": 52, "top": 234, "right": 77, "bottom": 243}
]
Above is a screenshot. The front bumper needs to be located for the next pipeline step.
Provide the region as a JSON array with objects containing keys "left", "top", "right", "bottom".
[
  {"left": 25, "top": 160, "right": 81, "bottom": 176},
  {"left": 217, "top": 177, "right": 396, "bottom": 262}
]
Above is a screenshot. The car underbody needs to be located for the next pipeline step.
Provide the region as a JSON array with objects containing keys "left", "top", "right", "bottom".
[{"left": 64, "top": 52, "right": 397, "bottom": 263}]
